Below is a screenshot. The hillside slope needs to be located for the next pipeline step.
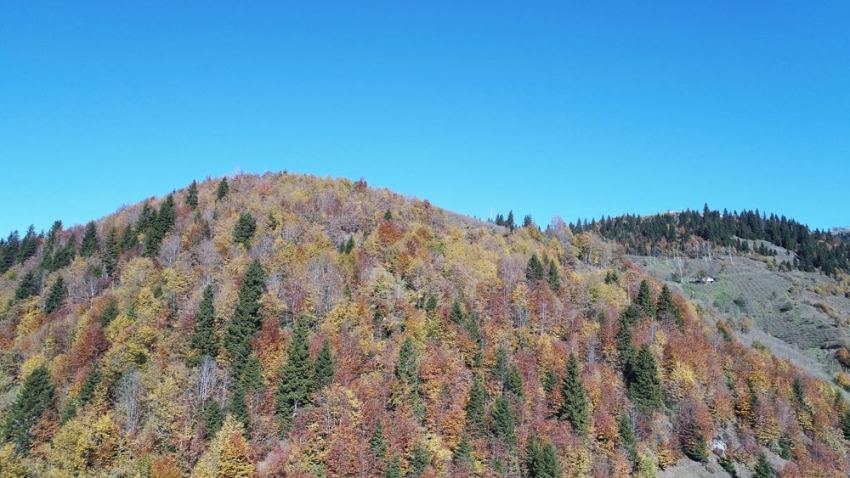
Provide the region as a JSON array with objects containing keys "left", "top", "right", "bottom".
[{"left": 0, "top": 173, "right": 848, "bottom": 477}]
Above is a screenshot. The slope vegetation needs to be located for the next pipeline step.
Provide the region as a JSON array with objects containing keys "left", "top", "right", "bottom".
[{"left": 0, "top": 173, "right": 848, "bottom": 477}]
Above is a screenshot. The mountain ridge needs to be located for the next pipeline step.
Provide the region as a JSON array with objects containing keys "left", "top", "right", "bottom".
[{"left": 0, "top": 172, "right": 848, "bottom": 477}]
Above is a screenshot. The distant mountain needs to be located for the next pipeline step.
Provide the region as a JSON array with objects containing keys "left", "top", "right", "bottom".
[
  {"left": 573, "top": 206, "right": 850, "bottom": 276},
  {"left": 0, "top": 173, "right": 848, "bottom": 476}
]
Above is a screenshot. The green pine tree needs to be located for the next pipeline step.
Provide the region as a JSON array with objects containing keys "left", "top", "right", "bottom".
[
  {"left": 119, "top": 223, "right": 138, "bottom": 252},
  {"left": 190, "top": 285, "right": 220, "bottom": 358},
  {"left": 276, "top": 315, "right": 314, "bottom": 426},
  {"left": 524, "top": 433, "right": 560, "bottom": 478},
  {"left": 17, "top": 226, "right": 38, "bottom": 265},
  {"left": 240, "top": 355, "right": 264, "bottom": 391},
  {"left": 526, "top": 253, "right": 545, "bottom": 282},
  {"left": 224, "top": 259, "right": 265, "bottom": 370},
  {"left": 656, "top": 284, "right": 682, "bottom": 326},
  {"left": 43, "top": 275, "right": 66, "bottom": 314},
  {"left": 79, "top": 221, "right": 99, "bottom": 257},
  {"left": 384, "top": 455, "right": 402, "bottom": 478},
  {"left": 103, "top": 226, "right": 119, "bottom": 277},
  {"left": 186, "top": 180, "right": 199, "bottom": 209},
  {"left": 490, "top": 394, "right": 516, "bottom": 446},
  {"left": 547, "top": 260, "right": 560, "bottom": 293},
  {"left": 628, "top": 344, "right": 663, "bottom": 412},
  {"left": 465, "top": 374, "right": 486, "bottom": 438},
  {"left": 384, "top": 209, "right": 393, "bottom": 221},
  {"left": 395, "top": 337, "right": 418, "bottom": 385},
  {"left": 3, "top": 365, "right": 55, "bottom": 452},
  {"left": 61, "top": 362, "right": 102, "bottom": 424},
  {"left": 493, "top": 346, "right": 508, "bottom": 383},
  {"left": 542, "top": 368, "right": 558, "bottom": 394},
  {"left": 369, "top": 418, "right": 387, "bottom": 459},
  {"left": 842, "top": 409, "right": 850, "bottom": 441},
  {"left": 408, "top": 441, "right": 430, "bottom": 477},
  {"left": 557, "top": 353, "right": 589, "bottom": 436},
  {"left": 14, "top": 270, "right": 40, "bottom": 301},
  {"left": 618, "top": 413, "right": 637, "bottom": 465},
  {"left": 144, "top": 194, "right": 176, "bottom": 257},
  {"left": 452, "top": 433, "right": 474, "bottom": 466},
  {"left": 636, "top": 280, "right": 654, "bottom": 317},
  {"left": 233, "top": 213, "right": 258, "bottom": 249},
  {"left": 314, "top": 339, "right": 335, "bottom": 387},
  {"left": 216, "top": 177, "right": 229, "bottom": 200},
  {"left": 753, "top": 451, "right": 773, "bottom": 478},
  {"left": 203, "top": 399, "right": 223, "bottom": 439},
  {"left": 449, "top": 299, "right": 465, "bottom": 324},
  {"left": 100, "top": 298, "right": 119, "bottom": 328},
  {"left": 227, "top": 384, "right": 250, "bottom": 437},
  {"left": 505, "top": 365, "right": 523, "bottom": 397}
]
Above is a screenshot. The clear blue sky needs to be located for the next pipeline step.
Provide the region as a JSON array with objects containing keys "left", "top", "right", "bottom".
[{"left": 2, "top": 1, "right": 848, "bottom": 235}]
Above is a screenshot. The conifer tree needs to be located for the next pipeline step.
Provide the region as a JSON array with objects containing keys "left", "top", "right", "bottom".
[
  {"left": 453, "top": 433, "right": 474, "bottom": 466},
  {"left": 0, "top": 231, "right": 19, "bottom": 274},
  {"left": 466, "top": 374, "right": 486, "bottom": 438},
  {"left": 43, "top": 275, "right": 66, "bottom": 314},
  {"left": 119, "top": 223, "right": 138, "bottom": 252},
  {"left": 753, "top": 451, "right": 773, "bottom": 478},
  {"left": 542, "top": 368, "right": 558, "bottom": 394},
  {"left": 103, "top": 226, "right": 119, "bottom": 277},
  {"left": 203, "top": 399, "right": 223, "bottom": 439},
  {"left": 506, "top": 211, "right": 515, "bottom": 231},
  {"left": 628, "top": 344, "right": 663, "bottom": 412},
  {"left": 409, "top": 442, "right": 429, "bottom": 477},
  {"left": 558, "top": 353, "right": 589, "bottom": 436},
  {"left": 314, "top": 339, "right": 335, "bottom": 388},
  {"left": 136, "top": 203, "right": 155, "bottom": 232},
  {"left": 842, "top": 409, "right": 850, "bottom": 441},
  {"left": 656, "top": 284, "right": 682, "bottom": 326},
  {"left": 144, "top": 195, "right": 175, "bottom": 257},
  {"left": 276, "top": 315, "right": 314, "bottom": 425},
  {"left": 384, "top": 455, "right": 402, "bottom": 478},
  {"left": 369, "top": 419, "right": 387, "bottom": 459},
  {"left": 14, "top": 270, "right": 39, "bottom": 301},
  {"left": 17, "top": 226, "right": 37, "bottom": 265},
  {"left": 191, "top": 285, "right": 219, "bottom": 359},
  {"left": 186, "top": 180, "right": 199, "bottom": 209},
  {"left": 227, "top": 384, "right": 250, "bottom": 436},
  {"left": 49, "top": 235, "right": 76, "bottom": 271},
  {"left": 547, "top": 260, "right": 560, "bottom": 293},
  {"left": 525, "top": 433, "right": 560, "bottom": 478},
  {"left": 233, "top": 213, "right": 257, "bottom": 249},
  {"left": 79, "top": 221, "right": 98, "bottom": 257},
  {"left": 490, "top": 394, "right": 516, "bottom": 446},
  {"left": 61, "top": 362, "right": 101, "bottom": 424},
  {"left": 216, "top": 177, "right": 229, "bottom": 200},
  {"left": 636, "top": 280, "right": 654, "bottom": 317},
  {"left": 100, "top": 298, "right": 119, "bottom": 328},
  {"left": 240, "top": 355, "right": 264, "bottom": 391},
  {"left": 618, "top": 413, "right": 637, "bottom": 465},
  {"left": 384, "top": 209, "right": 393, "bottom": 221},
  {"left": 224, "top": 259, "right": 265, "bottom": 370},
  {"left": 3, "top": 365, "right": 54, "bottom": 452},
  {"left": 395, "top": 337, "right": 418, "bottom": 385},
  {"left": 449, "top": 299, "right": 465, "bottom": 324},
  {"left": 526, "top": 253, "right": 545, "bottom": 282},
  {"left": 493, "top": 346, "right": 508, "bottom": 384},
  {"left": 505, "top": 365, "right": 523, "bottom": 397}
]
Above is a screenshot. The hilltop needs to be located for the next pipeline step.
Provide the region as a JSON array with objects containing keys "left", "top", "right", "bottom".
[{"left": 0, "top": 172, "right": 849, "bottom": 477}]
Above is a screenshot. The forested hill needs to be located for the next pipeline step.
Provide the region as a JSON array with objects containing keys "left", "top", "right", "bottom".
[
  {"left": 571, "top": 205, "right": 850, "bottom": 276},
  {"left": 1, "top": 173, "right": 849, "bottom": 477}
]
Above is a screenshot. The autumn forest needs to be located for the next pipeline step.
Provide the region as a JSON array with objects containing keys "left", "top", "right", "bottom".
[{"left": 0, "top": 172, "right": 848, "bottom": 477}]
